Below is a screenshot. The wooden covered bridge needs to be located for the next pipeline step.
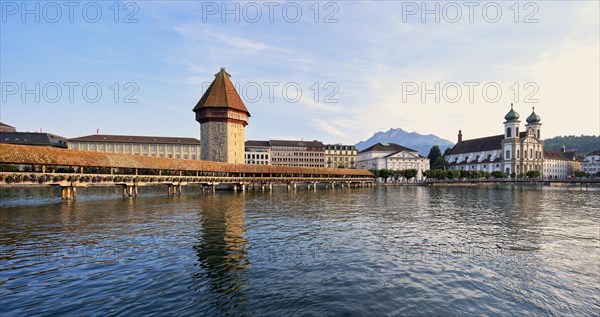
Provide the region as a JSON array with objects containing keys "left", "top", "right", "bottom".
[{"left": 0, "top": 144, "right": 374, "bottom": 201}]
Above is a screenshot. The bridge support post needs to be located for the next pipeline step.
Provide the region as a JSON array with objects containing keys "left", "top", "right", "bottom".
[
  {"left": 269, "top": 183, "right": 272, "bottom": 191},
  {"left": 233, "top": 184, "right": 238, "bottom": 192},
  {"left": 313, "top": 182, "right": 317, "bottom": 191}
]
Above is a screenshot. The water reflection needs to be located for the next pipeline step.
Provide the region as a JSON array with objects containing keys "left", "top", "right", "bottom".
[{"left": 193, "top": 193, "right": 249, "bottom": 313}]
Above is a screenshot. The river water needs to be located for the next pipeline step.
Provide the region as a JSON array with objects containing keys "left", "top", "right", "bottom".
[{"left": 1, "top": 186, "right": 599, "bottom": 316}]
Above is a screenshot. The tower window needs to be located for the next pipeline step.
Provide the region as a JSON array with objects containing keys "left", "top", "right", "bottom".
[
  {"left": 506, "top": 150, "right": 511, "bottom": 159},
  {"left": 506, "top": 127, "right": 512, "bottom": 138}
]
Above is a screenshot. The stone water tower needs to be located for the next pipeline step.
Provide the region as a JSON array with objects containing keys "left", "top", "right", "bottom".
[{"left": 193, "top": 68, "right": 250, "bottom": 164}]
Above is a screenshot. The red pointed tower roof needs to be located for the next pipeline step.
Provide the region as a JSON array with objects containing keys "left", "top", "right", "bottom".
[{"left": 193, "top": 67, "right": 250, "bottom": 116}]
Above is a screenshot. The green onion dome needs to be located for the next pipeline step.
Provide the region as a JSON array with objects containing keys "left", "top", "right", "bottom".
[{"left": 504, "top": 104, "right": 520, "bottom": 121}]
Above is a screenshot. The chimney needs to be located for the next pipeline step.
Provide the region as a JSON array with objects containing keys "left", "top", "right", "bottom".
[{"left": 458, "top": 130, "right": 463, "bottom": 143}]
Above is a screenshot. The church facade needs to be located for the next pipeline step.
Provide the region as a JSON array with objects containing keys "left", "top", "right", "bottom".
[{"left": 445, "top": 105, "right": 545, "bottom": 175}]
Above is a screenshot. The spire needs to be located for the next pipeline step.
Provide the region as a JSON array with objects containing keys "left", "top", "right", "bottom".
[
  {"left": 526, "top": 106, "right": 541, "bottom": 124},
  {"left": 193, "top": 68, "right": 250, "bottom": 116},
  {"left": 504, "top": 103, "right": 520, "bottom": 121}
]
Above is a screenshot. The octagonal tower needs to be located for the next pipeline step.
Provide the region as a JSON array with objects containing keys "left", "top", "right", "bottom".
[{"left": 193, "top": 68, "right": 250, "bottom": 164}]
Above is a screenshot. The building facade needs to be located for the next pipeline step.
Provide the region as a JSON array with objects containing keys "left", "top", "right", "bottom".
[
  {"left": 582, "top": 150, "right": 600, "bottom": 175},
  {"left": 68, "top": 134, "right": 201, "bottom": 159},
  {"left": 446, "top": 105, "right": 546, "bottom": 175},
  {"left": 193, "top": 68, "right": 250, "bottom": 164},
  {"left": 1, "top": 131, "right": 68, "bottom": 148},
  {"left": 0, "top": 122, "right": 17, "bottom": 132},
  {"left": 270, "top": 140, "right": 325, "bottom": 168},
  {"left": 543, "top": 148, "right": 582, "bottom": 179},
  {"left": 325, "top": 144, "right": 357, "bottom": 168},
  {"left": 356, "top": 142, "right": 429, "bottom": 180},
  {"left": 244, "top": 140, "right": 271, "bottom": 165}
]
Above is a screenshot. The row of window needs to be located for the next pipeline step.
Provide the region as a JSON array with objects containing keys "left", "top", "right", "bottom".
[
  {"left": 245, "top": 160, "right": 269, "bottom": 165},
  {"left": 272, "top": 152, "right": 325, "bottom": 157},
  {"left": 505, "top": 149, "right": 542, "bottom": 160},
  {"left": 246, "top": 154, "right": 269, "bottom": 160},
  {"left": 272, "top": 158, "right": 324, "bottom": 163},
  {"left": 71, "top": 143, "right": 199, "bottom": 152}
]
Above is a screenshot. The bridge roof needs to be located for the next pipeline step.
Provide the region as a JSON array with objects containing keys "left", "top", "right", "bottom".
[{"left": 0, "top": 144, "right": 372, "bottom": 177}]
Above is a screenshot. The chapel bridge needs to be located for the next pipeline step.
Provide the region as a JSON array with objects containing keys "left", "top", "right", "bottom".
[{"left": 0, "top": 144, "right": 374, "bottom": 201}]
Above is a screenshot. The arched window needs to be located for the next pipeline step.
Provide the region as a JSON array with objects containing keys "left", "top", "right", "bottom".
[
  {"left": 506, "top": 127, "right": 512, "bottom": 138},
  {"left": 530, "top": 149, "right": 533, "bottom": 159},
  {"left": 537, "top": 130, "right": 540, "bottom": 139},
  {"left": 506, "top": 150, "right": 511, "bottom": 159},
  {"left": 517, "top": 150, "right": 520, "bottom": 158}
]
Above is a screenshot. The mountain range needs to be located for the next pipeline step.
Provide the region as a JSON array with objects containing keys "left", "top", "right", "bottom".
[{"left": 355, "top": 128, "right": 455, "bottom": 155}]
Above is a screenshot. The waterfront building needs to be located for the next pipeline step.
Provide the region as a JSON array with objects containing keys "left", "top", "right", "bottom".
[
  {"left": 543, "top": 147, "right": 582, "bottom": 179},
  {"left": 0, "top": 121, "right": 17, "bottom": 132},
  {"left": 325, "top": 144, "right": 357, "bottom": 168},
  {"left": 1, "top": 131, "right": 68, "bottom": 148},
  {"left": 582, "top": 150, "right": 600, "bottom": 175},
  {"left": 68, "top": 134, "right": 201, "bottom": 160},
  {"left": 270, "top": 140, "right": 325, "bottom": 168},
  {"left": 356, "top": 142, "right": 429, "bottom": 180},
  {"left": 244, "top": 140, "right": 271, "bottom": 165},
  {"left": 193, "top": 68, "right": 250, "bottom": 164},
  {"left": 445, "top": 105, "right": 545, "bottom": 175}
]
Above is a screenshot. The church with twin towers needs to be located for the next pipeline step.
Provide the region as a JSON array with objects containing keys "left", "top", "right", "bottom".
[{"left": 444, "top": 104, "right": 545, "bottom": 176}]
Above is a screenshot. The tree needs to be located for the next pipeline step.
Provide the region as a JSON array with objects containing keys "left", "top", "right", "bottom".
[
  {"left": 432, "top": 157, "right": 449, "bottom": 170},
  {"left": 403, "top": 169, "right": 418, "bottom": 180},
  {"left": 574, "top": 171, "right": 588, "bottom": 178},
  {"left": 427, "top": 146, "right": 442, "bottom": 170},
  {"left": 443, "top": 147, "right": 452, "bottom": 156},
  {"left": 446, "top": 170, "right": 460, "bottom": 179},
  {"left": 526, "top": 170, "right": 541, "bottom": 179},
  {"left": 491, "top": 171, "right": 506, "bottom": 179}
]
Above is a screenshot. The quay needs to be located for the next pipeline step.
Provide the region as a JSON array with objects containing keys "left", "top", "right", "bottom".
[{"left": 0, "top": 144, "right": 374, "bottom": 201}]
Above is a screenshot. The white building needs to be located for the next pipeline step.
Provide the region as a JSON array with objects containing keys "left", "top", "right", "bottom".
[
  {"left": 582, "top": 150, "right": 600, "bottom": 175},
  {"left": 446, "top": 105, "right": 545, "bottom": 175},
  {"left": 244, "top": 140, "right": 271, "bottom": 165},
  {"left": 68, "top": 134, "right": 201, "bottom": 160},
  {"left": 356, "top": 142, "right": 429, "bottom": 180},
  {"left": 543, "top": 148, "right": 582, "bottom": 179}
]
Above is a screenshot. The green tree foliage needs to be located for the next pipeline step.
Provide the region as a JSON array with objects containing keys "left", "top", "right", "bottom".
[
  {"left": 446, "top": 170, "right": 460, "bottom": 179},
  {"left": 427, "top": 146, "right": 442, "bottom": 169},
  {"left": 526, "top": 170, "right": 541, "bottom": 178},
  {"left": 402, "top": 169, "right": 418, "bottom": 179},
  {"left": 491, "top": 171, "right": 507, "bottom": 178},
  {"left": 544, "top": 135, "right": 599, "bottom": 154},
  {"left": 432, "top": 157, "right": 449, "bottom": 170}
]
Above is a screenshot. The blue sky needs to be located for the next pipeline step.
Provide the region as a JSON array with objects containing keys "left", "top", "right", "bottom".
[{"left": 1, "top": 1, "right": 598, "bottom": 144}]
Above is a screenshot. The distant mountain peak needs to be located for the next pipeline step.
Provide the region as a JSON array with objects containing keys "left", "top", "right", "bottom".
[{"left": 356, "top": 128, "right": 454, "bottom": 155}]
